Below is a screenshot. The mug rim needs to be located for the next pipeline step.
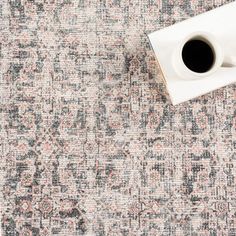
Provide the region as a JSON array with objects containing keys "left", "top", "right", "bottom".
[{"left": 175, "top": 31, "right": 224, "bottom": 79}]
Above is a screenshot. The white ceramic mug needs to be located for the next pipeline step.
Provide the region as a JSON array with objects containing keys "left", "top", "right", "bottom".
[{"left": 173, "top": 31, "right": 236, "bottom": 80}]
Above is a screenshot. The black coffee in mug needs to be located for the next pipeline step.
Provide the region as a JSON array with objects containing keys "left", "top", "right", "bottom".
[{"left": 182, "top": 39, "right": 215, "bottom": 73}]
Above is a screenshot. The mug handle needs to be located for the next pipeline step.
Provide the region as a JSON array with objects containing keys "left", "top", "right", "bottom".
[{"left": 222, "top": 56, "right": 236, "bottom": 67}]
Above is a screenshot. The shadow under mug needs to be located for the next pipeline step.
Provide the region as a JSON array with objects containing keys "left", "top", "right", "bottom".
[{"left": 173, "top": 31, "right": 236, "bottom": 80}]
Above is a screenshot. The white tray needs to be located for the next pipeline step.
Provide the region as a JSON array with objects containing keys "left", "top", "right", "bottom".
[{"left": 148, "top": 1, "right": 236, "bottom": 105}]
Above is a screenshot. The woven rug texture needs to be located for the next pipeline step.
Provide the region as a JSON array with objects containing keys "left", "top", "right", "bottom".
[{"left": 0, "top": 0, "right": 236, "bottom": 235}]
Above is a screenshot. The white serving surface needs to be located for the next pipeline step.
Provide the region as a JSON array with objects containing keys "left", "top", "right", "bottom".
[{"left": 148, "top": 2, "right": 236, "bottom": 105}]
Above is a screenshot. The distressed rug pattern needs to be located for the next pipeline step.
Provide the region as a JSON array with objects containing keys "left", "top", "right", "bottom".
[{"left": 0, "top": 0, "right": 235, "bottom": 235}]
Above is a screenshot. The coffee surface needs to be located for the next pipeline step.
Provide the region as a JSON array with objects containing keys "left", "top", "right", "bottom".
[{"left": 182, "top": 39, "right": 215, "bottom": 73}]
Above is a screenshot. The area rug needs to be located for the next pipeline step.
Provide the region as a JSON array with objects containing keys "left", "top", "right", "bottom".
[{"left": 0, "top": 0, "right": 235, "bottom": 235}]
